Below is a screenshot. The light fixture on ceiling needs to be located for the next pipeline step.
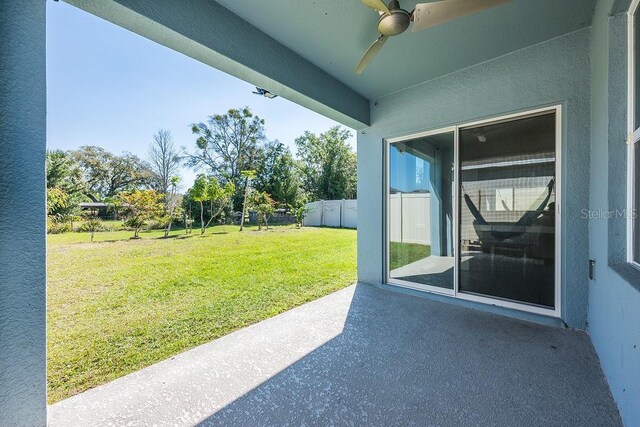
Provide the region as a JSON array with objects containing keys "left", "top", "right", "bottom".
[{"left": 252, "top": 87, "right": 278, "bottom": 99}]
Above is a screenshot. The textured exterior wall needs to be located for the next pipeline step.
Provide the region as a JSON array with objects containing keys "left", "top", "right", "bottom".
[
  {"left": 588, "top": 0, "right": 640, "bottom": 424},
  {"left": 358, "top": 29, "right": 592, "bottom": 328},
  {"left": 0, "top": 1, "right": 47, "bottom": 426}
]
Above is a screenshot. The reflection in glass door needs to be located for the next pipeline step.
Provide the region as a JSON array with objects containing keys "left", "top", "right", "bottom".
[
  {"left": 388, "top": 131, "right": 455, "bottom": 290},
  {"left": 386, "top": 108, "right": 560, "bottom": 314},
  {"left": 458, "top": 112, "right": 557, "bottom": 309}
]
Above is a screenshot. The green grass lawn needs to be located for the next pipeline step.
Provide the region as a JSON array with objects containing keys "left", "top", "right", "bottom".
[
  {"left": 47, "top": 225, "right": 356, "bottom": 403},
  {"left": 389, "top": 241, "right": 431, "bottom": 270}
]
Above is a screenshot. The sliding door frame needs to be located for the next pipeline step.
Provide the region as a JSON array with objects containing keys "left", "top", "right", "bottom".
[
  {"left": 385, "top": 126, "right": 457, "bottom": 296},
  {"left": 384, "top": 105, "right": 562, "bottom": 318}
]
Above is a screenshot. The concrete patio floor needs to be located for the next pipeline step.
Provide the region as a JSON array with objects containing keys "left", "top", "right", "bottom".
[{"left": 48, "top": 284, "right": 621, "bottom": 426}]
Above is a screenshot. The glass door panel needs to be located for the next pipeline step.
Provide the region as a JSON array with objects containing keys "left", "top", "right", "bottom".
[
  {"left": 458, "top": 113, "right": 556, "bottom": 308},
  {"left": 635, "top": 141, "right": 640, "bottom": 263},
  {"left": 388, "top": 131, "right": 455, "bottom": 290}
]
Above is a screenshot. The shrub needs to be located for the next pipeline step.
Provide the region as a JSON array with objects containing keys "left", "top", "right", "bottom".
[
  {"left": 78, "top": 219, "right": 103, "bottom": 233},
  {"left": 144, "top": 220, "right": 165, "bottom": 230},
  {"left": 78, "top": 217, "right": 103, "bottom": 242},
  {"left": 115, "top": 190, "right": 164, "bottom": 238},
  {"left": 97, "top": 222, "right": 117, "bottom": 232},
  {"left": 48, "top": 221, "right": 72, "bottom": 234}
]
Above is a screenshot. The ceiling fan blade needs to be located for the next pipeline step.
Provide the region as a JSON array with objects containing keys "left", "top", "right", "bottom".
[
  {"left": 354, "top": 35, "right": 388, "bottom": 74},
  {"left": 412, "top": 0, "right": 511, "bottom": 32},
  {"left": 361, "top": 0, "right": 391, "bottom": 16}
]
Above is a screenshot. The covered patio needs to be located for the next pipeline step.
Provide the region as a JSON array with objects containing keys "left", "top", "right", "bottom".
[
  {"left": 49, "top": 284, "right": 620, "bottom": 426},
  {"left": 2, "top": 0, "right": 640, "bottom": 424}
]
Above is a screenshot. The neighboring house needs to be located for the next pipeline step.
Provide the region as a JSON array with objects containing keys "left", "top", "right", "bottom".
[
  {"left": 2, "top": 0, "right": 639, "bottom": 425},
  {"left": 79, "top": 202, "right": 113, "bottom": 219}
]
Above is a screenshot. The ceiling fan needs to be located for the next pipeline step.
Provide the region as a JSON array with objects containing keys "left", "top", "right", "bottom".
[{"left": 355, "top": 0, "right": 511, "bottom": 74}]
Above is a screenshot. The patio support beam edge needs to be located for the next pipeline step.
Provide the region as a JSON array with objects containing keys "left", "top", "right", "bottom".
[
  {"left": 63, "top": 0, "right": 371, "bottom": 129},
  {"left": 0, "top": 1, "right": 47, "bottom": 425}
]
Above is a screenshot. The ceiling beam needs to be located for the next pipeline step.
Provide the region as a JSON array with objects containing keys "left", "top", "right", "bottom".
[
  {"left": 64, "top": 0, "right": 370, "bottom": 129},
  {"left": 610, "top": 0, "right": 632, "bottom": 15}
]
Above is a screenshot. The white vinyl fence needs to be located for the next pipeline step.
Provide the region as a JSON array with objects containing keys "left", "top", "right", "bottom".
[
  {"left": 303, "top": 200, "right": 357, "bottom": 229},
  {"left": 303, "top": 195, "right": 431, "bottom": 239},
  {"left": 389, "top": 193, "right": 431, "bottom": 245}
]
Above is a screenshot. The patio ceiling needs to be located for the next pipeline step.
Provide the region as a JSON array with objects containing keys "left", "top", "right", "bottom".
[
  {"left": 216, "top": 0, "right": 597, "bottom": 99},
  {"left": 64, "top": 0, "right": 596, "bottom": 128}
]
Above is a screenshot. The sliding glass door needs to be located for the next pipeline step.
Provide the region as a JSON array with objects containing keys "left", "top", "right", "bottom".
[
  {"left": 458, "top": 112, "right": 557, "bottom": 309},
  {"left": 388, "top": 130, "right": 455, "bottom": 291},
  {"left": 386, "top": 108, "right": 559, "bottom": 315}
]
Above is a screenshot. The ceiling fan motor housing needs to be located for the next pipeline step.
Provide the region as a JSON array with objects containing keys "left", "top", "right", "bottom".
[{"left": 377, "top": 3, "right": 411, "bottom": 36}]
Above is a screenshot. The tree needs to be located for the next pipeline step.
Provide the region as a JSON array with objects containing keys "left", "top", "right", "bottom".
[
  {"left": 46, "top": 150, "right": 87, "bottom": 224},
  {"left": 46, "top": 187, "right": 84, "bottom": 227},
  {"left": 47, "top": 187, "right": 69, "bottom": 216},
  {"left": 189, "top": 174, "right": 235, "bottom": 235},
  {"left": 72, "top": 146, "right": 153, "bottom": 200},
  {"left": 295, "top": 126, "right": 357, "bottom": 201},
  {"left": 80, "top": 216, "right": 102, "bottom": 242},
  {"left": 290, "top": 196, "right": 311, "bottom": 228},
  {"left": 186, "top": 107, "right": 266, "bottom": 210},
  {"left": 148, "top": 130, "right": 181, "bottom": 203},
  {"left": 181, "top": 191, "right": 196, "bottom": 234},
  {"left": 116, "top": 190, "right": 164, "bottom": 238},
  {"left": 46, "top": 150, "right": 85, "bottom": 194},
  {"left": 248, "top": 191, "right": 275, "bottom": 230},
  {"left": 239, "top": 170, "right": 257, "bottom": 232},
  {"left": 158, "top": 176, "right": 183, "bottom": 238},
  {"left": 254, "top": 141, "right": 301, "bottom": 208},
  {"left": 190, "top": 175, "right": 209, "bottom": 234}
]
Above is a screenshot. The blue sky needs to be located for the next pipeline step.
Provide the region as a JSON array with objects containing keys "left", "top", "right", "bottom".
[
  {"left": 389, "top": 146, "right": 430, "bottom": 193},
  {"left": 46, "top": 1, "right": 354, "bottom": 187}
]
